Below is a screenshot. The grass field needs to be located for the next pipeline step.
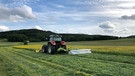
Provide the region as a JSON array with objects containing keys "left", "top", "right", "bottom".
[{"left": 0, "top": 38, "right": 135, "bottom": 76}]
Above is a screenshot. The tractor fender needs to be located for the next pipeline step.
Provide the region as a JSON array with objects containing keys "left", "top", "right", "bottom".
[
  {"left": 49, "top": 41, "right": 56, "bottom": 45},
  {"left": 60, "top": 41, "right": 66, "bottom": 45}
]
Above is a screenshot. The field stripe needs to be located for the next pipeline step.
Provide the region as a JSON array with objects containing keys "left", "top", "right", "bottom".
[
  {"left": 2, "top": 47, "right": 73, "bottom": 76},
  {"left": 9, "top": 50, "right": 92, "bottom": 75},
  {"left": 0, "top": 50, "right": 29, "bottom": 76},
  {"left": 13, "top": 48, "right": 135, "bottom": 65},
  {"left": 11, "top": 48, "right": 135, "bottom": 75},
  {"left": 6, "top": 47, "right": 135, "bottom": 76},
  {"left": 0, "top": 55, "right": 6, "bottom": 76},
  {"left": 11, "top": 51, "right": 71, "bottom": 70},
  {"left": 68, "top": 54, "right": 135, "bottom": 64},
  {"left": 1, "top": 49, "right": 37, "bottom": 76},
  {"left": 9, "top": 48, "right": 93, "bottom": 75}
]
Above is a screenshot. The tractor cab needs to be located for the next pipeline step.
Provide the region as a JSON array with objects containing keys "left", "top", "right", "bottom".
[{"left": 49, "top": 35, "right": 62, "bottom": 41}]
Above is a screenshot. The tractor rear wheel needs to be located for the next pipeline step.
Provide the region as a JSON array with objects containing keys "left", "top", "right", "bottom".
[
  {"left": 42, "top": 45, "right": 48, "bottom": 53},
  {"left": 48, "top": 44, "right": 56, "bottom": 54}
]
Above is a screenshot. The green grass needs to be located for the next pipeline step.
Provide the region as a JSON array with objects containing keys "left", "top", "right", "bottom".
[
  {"left": 0, "top": 56, "right": 6, "bottom": 76},
  {"left": 0, "top": 38, "right": 135, "bottom": 76}
]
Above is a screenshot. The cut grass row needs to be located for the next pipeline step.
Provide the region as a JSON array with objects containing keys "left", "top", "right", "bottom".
[
  {"left": 2, "top": 47, "right": 135, "bottom": 76},
  {"left": 0, "top": 51, "right": 28, "bottom": 76},
  {"left": 0, "top": 47, "right": 75, "bottom": 76},
  {"left": 0, "top": 55, "right": 6, "bottom": 76}
]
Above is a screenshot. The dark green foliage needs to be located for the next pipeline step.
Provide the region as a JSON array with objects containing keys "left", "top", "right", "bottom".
[
  {"left": 61, "top": 34, "right": 118, "bottom": 41},
  {"left": 0, "top": 29, "right": 119, "bottom": 42},
  {"left": 0, "top": 29, "right": 55, "bottom": 42},
  {"left": 7, "top": 34, "right": 28, "bottom": 42},
  {"left": 128, "top": 35, "right": 135, "bottom": 38}
]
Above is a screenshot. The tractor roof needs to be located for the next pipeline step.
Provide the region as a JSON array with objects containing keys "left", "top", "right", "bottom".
[
  {"left": 49, "top": 35, "right": 62, "bottom": 41},
  {"left": 49, "top": 35, "right": 62, "bottom": 38}
]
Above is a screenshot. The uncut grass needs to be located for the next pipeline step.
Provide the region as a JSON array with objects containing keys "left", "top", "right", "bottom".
[
  {"left": 12, "top": 38, "right": 135, "bottom": 56},
  {"left": 0, "top": 42, "right": 22, "bottom": 47},
  {"left": 67, "top": 38, "right": 135, "bottom": 46},
  {"left": 13, "top": 45, "right": 42, "bottom": 50},
  {"left": 67, "top": 45, "right": 135, "bottom": 56},
  {"left": 12, "top": 48, "right": 135, "bottom": 76},
  {"left": 13, "top": 45, "right": 135, "bottom": 56}
]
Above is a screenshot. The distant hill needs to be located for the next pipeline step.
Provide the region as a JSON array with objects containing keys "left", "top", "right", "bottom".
[
  {"left": 0, "top": 29, "right": 119, "bottom": 42},
  {"left": 128, "top": 35, "right": 135, "bottom": 38},
  {"left": 0, "top": 29, "right": 55, "bottom": 42}
]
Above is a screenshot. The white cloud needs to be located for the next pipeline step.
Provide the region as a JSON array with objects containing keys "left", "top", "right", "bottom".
[
  {"left": 36, "top": 11, "right": 104, "bottom": 22},
  {"left": 99, "top": 21, "right": 116, "bottom": 33},
  {"left": 0, "top": 5, "right": 36, "bottom": 22},
  {"left": 99, "top": 21, "right": 116, "bottom": 29},
  {"left": 45, "top": 24, "right": 100, "bottom": 35},
  {"left": 118, "top": 28, "right": 131, "bottom": 34},
  {"left": 74, "top": 0, "right": 135, "bottom": 18},
  {"left": 9, "top": 15, "right": 24, "bottom": 22},
  {"left": 0, "top": 25, "right": 9, "bottom": 31},
  {"left": 65, "top": 26, "right": 100, "bottom": 35},
  {"left": 98, "top": 20, "right": 135, "bottom": 36},
  {"left": 3, "top": 0, "right": 40, "bottom": 7},
  {"left": 34, "top": 0, "right": 135, "bottom": 24},
  {"left": 113, "top": 28, "right": 133, "bottom": 37},
  {"left": 11, "top": 5, "right": 36, "bottom": 19},
  {"left": 118, "top": 3, "right": 135, "bottom": 8},
  {"left": 33, "top": 26, "right": 43, "bottom": 30},
  {"left": 0, "top": 0, "right": 134, "bottom": 37},
  {"left": 120, "top": 14, "right": 135, "bottom": 20},
  {"left": 53, "top": 4, "right": 65, "bottom": 8}
]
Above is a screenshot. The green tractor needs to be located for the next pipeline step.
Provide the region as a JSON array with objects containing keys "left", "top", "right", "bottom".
[{"left": 41, "top": 35, "right": 67, "bottom": 54}]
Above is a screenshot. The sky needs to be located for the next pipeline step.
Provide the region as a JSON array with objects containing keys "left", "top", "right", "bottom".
[{"left": 0, "top": 0, "right": 135, "bottom": 37}]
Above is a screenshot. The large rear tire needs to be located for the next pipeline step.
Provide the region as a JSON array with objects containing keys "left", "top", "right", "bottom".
[
  {"left": 48, "top": 44, "right": 56, "bottom": 54},
  {"left": 42, "top": 45, "right": 48, "bottom": 53}
]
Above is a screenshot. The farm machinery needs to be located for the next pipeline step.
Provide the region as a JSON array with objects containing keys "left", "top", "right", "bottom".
[
  {"left": 41, "top": 34, "right": 92, "bottom": 54},
  {"left": 41, "top": 35, "right": 67, "bottom": 54}
]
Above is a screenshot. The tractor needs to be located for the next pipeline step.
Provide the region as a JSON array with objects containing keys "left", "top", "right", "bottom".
[{"left": 41, "top": 35, "right": 67, "bottom": 54}]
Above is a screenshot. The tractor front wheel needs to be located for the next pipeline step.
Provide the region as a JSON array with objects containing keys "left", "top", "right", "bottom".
[{"left": 48, "top": 44, "right": 56, "bottom": 54}]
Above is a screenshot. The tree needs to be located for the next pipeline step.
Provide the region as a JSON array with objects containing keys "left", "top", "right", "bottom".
[{"left": 7, "top": 34, "right": 28, "bottom": 42}]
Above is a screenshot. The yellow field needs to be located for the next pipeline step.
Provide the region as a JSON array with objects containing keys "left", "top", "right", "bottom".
[
  {"left": 68, "top": 45, "right": 135, "bottom": 53},
  {"left": 13, "top": 45, "right": 42, "bottom": 50},
  {"left": 13, "top": 45, "right": 135, "bottom": 56}
]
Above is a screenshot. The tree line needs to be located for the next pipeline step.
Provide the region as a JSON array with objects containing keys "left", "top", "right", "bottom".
[{"left": 0, "top": 29, "right": 119, "bottom": 42}]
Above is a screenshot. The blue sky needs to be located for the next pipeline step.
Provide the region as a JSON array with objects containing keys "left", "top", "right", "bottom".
[{"left": 0, "top": 0, "right": 135, "bottom": 36}]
